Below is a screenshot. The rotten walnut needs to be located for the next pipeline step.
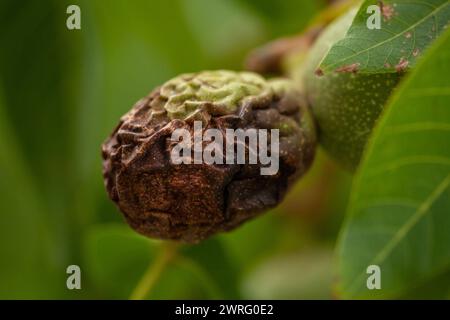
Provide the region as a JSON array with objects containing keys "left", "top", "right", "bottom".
[{"left": 102, "top": 71, "right": 316, "bottom": 243}]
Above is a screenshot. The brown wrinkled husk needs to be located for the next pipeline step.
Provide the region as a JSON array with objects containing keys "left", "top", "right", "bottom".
[{"left": 102, "top": 82, "right": 316, "bottom": 243}]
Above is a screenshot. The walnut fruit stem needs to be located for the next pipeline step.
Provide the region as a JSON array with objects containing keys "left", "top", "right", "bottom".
[{"left": 129, "top": 241, "right": 180, "bottom": 300}]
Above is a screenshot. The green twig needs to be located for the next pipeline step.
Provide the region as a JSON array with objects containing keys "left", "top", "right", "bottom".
[{"left": 129, "top": 241, "right": 180, "bottom": 300}]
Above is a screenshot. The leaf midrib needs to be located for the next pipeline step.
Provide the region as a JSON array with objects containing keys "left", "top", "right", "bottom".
[{"left": 345, "top": 173, "right": 450, "bottom": 295}]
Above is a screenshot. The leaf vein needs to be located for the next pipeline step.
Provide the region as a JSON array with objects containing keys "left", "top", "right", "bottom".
[
  {"left": 323, "top": 2, "right": 449, "bottom": 71},
  {"left": 346, "top": 173, "right": 450, "bottom": 295}
]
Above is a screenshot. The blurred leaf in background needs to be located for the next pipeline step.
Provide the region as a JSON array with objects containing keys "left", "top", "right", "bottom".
[
  {"left": 0, "top": 0, "right": 81, "bottom": 298},
  {"left": 237, "top": 0, "right": 323, "bottom": 37},
  {"left": 241, "top": 248, "right": 334, "bottom": 299},
  {"left": 0, "top": 86, "right": 59, "bottom": 298}
]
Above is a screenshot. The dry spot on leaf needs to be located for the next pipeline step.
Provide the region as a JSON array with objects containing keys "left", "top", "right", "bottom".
[
  {"left": 405, "top": 32, "right": 412, "bottom": 39},
  {"left": 385, "top": 62, "right": 391, "bottom": 68},
  {"left": 413, "top": 48, "right": 420, "bottom": 57},
  {"left": 379, "top": 1, "right": 395, "bottom": 21},
  {"left": 396, "top": 57, "right": 409, "bottom": 73},
  {"left": 315, "top": 68, "right": 324, "bottom": 77},
  {"left": 335, "top": 63, "right": 360, "bottom": 74}
]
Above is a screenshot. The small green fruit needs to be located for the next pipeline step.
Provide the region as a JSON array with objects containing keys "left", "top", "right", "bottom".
[{"left": 299, "top": 10, "right": 401, "bottom": 171}]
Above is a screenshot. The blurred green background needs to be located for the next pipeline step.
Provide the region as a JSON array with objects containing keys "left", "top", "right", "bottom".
[{"left": 0, "top": 0, "right": 353, "bottom": 299}]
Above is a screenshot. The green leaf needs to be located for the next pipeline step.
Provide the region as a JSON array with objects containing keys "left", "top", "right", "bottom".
[
  {"left": 0, "top": 0, "right": 83, "bottom": 263},
  {"left": 399, "top": 267, "right": 450, "bottom": 299},
  {"left": 83, "top": 224, "right": 159, "bottom": 298},
  {"left": 180, "top": 0, "right": 265, "bottom": 60},
  {"left": 83, "top": 224, "right": 223, "bottom": 299},
  {"left": 181, "top": 238, "right": 240, "bottom": 299},
  {"left": 0, "top": 85, "right": 59, "bottom": 298},
  {"left": 218, "top": 211, "right": 284, "bottom": 270},
  {"left": 337, "top": 28, "right": 450, "bottom": 299},
  {"left": 241, "top": 248, "right": 334, "bottom": 299},
  {"left": 320, "top": 0, "right": 450, "bottom": 74},
  {"left": 235, "top": 0, "right": 322, "bottom": 36}
]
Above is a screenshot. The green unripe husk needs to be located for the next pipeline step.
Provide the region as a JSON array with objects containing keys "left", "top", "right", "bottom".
[{"left": 293, "top": 10, "right": 402, "bottom": 171}]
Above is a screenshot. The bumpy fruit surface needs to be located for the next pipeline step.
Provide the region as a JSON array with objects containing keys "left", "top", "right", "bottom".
[
  {"left": 102, "top": 71, "right": 316, "bottom": 243},
  {"left": 299, "top": 10, "right": 401, "bottom": 170}
]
